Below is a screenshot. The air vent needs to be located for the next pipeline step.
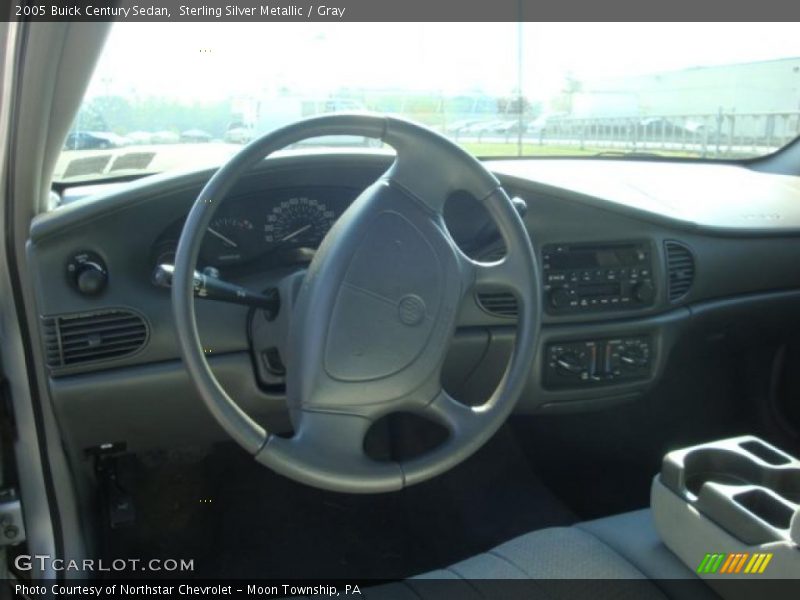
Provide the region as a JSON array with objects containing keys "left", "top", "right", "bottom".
[
  {"left": 665, "top": 241, "right": 695, "bottom": 301},
  {"left": 476, "top": 291, "right": 518, "bottom": 318},
  {"left": 476, "top": 246, "right": 515, "bottom": 317},
  {"left": 43, "top": 309, "right": 148, "bottom": 369}
]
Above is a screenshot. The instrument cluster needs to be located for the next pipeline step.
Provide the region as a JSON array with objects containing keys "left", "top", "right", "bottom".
[{"left": 152, "top": 186, "right": 359, "bottom": 268}]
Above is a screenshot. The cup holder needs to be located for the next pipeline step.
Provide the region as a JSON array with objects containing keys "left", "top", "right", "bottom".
[
  {"left": 734, "top": 488, "right": 794, "bottom": 530},
  {"left": 739, "top": 439, "right": 791, "bottom": 466},
  {"left": 681, "top": 446, "right": 800, "bottom": 502},
  {"left": 659, "top": 435, "right": 799, "bottom": 545},
  {"left": 683, "top": 448, "right": 765, "bottom": 497},
  {"left": 664, "top": 436, "right": 800, "bottom": 503}
]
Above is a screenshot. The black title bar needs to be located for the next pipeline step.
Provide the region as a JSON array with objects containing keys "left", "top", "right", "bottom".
[{"left": 3, "top": 0, "right": 800, "bottom": 22}]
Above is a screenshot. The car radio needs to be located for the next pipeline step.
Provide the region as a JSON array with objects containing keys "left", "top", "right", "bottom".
[{"left": 542, "top": 241, "right": 656, "bottom": 314}]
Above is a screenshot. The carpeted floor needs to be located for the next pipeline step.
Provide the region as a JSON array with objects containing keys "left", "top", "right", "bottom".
[{"left": 104, "top": 426, "right": 575, "bottom": 579}]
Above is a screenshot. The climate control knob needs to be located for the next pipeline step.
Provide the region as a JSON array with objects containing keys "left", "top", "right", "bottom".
[
  {"left": 555, "top": 351, "right": 584, "bottom": 375},
  {"left": 618, "top": 346, "right": 649, "bottom": 369}
]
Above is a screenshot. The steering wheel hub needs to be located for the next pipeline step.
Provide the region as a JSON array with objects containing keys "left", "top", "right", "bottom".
[{"left": 318, "top": 185, "right": 458, "bottom": 387}]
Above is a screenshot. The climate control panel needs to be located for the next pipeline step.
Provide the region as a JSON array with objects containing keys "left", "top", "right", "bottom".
[{"left": 544, "top": 335, "right": 652, "bottom": 389}]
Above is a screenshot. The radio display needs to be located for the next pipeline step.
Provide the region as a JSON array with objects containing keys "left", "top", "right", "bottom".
[
  {"left": 577, "top": 282, "right": 621, "bottom": 297},
  {"left": 548, "top": 245, "right": 643, "bottom": 270}
]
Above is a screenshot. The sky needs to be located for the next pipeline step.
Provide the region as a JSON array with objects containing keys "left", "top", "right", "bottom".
[{"left": 86, "top": 22, "right": 800, "bottom": 103}]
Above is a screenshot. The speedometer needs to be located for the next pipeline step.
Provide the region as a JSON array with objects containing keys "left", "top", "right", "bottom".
[{"left": 264, "top": 197, "right": 336, "bottom": 248}]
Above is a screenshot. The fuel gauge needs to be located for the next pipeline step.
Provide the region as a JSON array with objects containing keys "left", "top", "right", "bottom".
[{"left": 202, "top": 216, "right": 257, "bottom": 264}]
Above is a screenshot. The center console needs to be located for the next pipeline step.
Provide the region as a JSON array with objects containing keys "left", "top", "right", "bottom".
[
  {"left": 652, "top": 436, "right": 799, "bottom": 589},
  {"left": 538, "top": 240, "right": 660, "bottom": 394}
]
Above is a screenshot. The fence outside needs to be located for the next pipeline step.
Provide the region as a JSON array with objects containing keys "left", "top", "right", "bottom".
[{"left": 448, "top": 110, "right": 800, "bottom": 158}]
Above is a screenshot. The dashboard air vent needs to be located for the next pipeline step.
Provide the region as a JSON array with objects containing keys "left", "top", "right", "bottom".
[
  {"left": 43, "top": 309, "right": 148, "bottom": 369},
  {"left": 475, "top": 246, "right": 515, "bottom": 317},
  {"left": 476, "top": 291, "right": 518, "bottom": 318},
  {"left": 665, "top": 241, "right": 695, "bottom": 301}
]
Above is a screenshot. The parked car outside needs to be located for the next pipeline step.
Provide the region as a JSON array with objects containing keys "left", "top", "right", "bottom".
[
  {"left": 126, "top": 131, "right": 155, "bottom": 145},
  {"left": 224, "top": 125, "right": 255, "bottom": 144},
  {"left": 63, "top": 131, "right": 127, "bottom": 150},
  {"left": 180, "top": 129, "right": 213, "bottom": 143},
  {"left": 151, "top": 130, "right": 181, "bottom": 144}
]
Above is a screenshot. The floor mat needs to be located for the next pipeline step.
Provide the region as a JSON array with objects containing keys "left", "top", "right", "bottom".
[{"left": 105, "top": 426, "right": 575, "bottom": 579}]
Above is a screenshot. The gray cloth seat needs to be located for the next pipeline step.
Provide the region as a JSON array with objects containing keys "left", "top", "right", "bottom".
[{"left": 365, "top": 509, "right": 718, "bottom": 600}]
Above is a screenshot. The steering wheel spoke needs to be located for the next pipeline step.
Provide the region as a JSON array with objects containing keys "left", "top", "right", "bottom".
[
  {"left": 425, "top": 388, "right": 486, "bottom": 436},
  {"left": 256, "top": 410, "right": 405, "bottom": 493},
  {"left": 295, "top": 410, "right": 372, "bottom": 455},
  {"left": 471, "top": 256, "right": 526, "bottom": 293},
  {"left": 383, "top": 120, "right": 505, "bottom": 215}
]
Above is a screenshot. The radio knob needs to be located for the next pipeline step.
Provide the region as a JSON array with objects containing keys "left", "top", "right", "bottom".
[
  {"left": 633, "top": 280, "right": 656, "bottom": 304},
  {"left": 549, "top": 287, "right": 572, "bottom": 309}
]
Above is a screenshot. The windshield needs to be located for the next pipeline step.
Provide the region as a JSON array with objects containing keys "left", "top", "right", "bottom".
[{"left": 56, "top": 22, "right": 800, "bottom": 183}]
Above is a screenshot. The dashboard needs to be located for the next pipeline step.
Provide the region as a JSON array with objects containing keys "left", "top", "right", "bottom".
[{"left": 27, "top": 152, "right": 800, "bottom": 458}]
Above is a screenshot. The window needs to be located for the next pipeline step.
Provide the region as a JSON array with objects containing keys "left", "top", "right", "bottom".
[{"left": 56, "top": 22, "right": 800, "bottom": 183}]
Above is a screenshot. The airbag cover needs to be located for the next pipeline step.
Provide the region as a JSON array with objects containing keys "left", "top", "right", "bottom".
[{"left": 324, "top": 211, "right": 442, "bottom": 381}]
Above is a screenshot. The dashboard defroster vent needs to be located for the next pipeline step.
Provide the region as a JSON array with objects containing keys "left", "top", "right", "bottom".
[
  {"left": 476, "top": 291, "right": 518, "bottom": 318},
  {"left": 43, "top": 309, "right": 148, "bottom": 369},
  {"left": 665, "top": 241, "right": 695, "bottom": 301}
]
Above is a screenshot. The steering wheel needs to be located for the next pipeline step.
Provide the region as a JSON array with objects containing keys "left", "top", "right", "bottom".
[{"left": 173, "top": 115, "right": 541, "bottom": 493}]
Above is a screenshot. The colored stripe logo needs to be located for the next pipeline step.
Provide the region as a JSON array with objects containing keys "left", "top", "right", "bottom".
[{"left": 697, "top": 552, "right": 773, "bottom": 574}]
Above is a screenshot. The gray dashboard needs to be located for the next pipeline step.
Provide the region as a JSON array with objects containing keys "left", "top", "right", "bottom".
[{"left": 27, "top": 152, "right": 800, "bottom": 456}]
